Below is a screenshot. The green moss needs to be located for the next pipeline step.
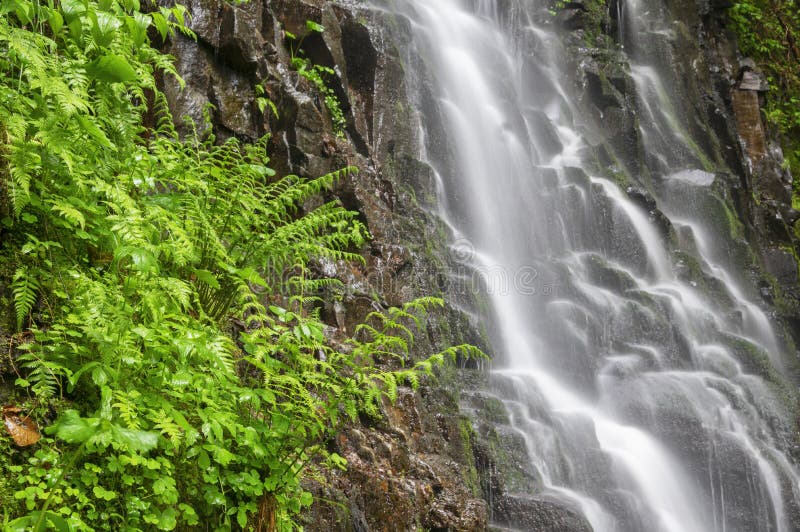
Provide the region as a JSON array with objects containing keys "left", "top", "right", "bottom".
[
  {"left": 482, "top": 425, "right": 540, "bottom": 494},
  {"left": 716, "top": 196, "right": 747, "bottom": 241},
  {"left": 722, "top": 333, "right": 783, "bottom": 384},
  {"left": 459, "top": 418, "right": 481, "bottom": 497}
]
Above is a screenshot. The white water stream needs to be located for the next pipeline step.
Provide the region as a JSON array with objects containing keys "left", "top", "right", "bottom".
[{"left": 381, "top": 0, "right": 800, "bottom": 530}]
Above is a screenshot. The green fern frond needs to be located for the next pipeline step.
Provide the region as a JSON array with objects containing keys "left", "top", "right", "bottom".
[
  {"left": 17, "top": 349, "right": 64, "bottom": 400},
  {"left": 113, "top": 390, "right": 142, "bottom": 430},
  {"left": 49, "top": 199, "right": 86, "bottom": 229},
  {"left": 12, "top": 266, "right": 39, "bottom": 329},
  {"left": 152, "top": 410, "right": 183, "bottom": 446}
]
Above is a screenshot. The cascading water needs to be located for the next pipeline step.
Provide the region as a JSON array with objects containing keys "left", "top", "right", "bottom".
[{"left": 377, "top": 0, "right": 800, "bottom": 530}]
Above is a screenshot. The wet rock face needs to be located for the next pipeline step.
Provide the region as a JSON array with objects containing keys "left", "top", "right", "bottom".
[
  {"left": 304, "top": 387, "right": 488, "bottom": 531},
  {"left": 731, "top": 88, "right": 767, "bottom": 163},
  {"left": 566, "top": 0, "right": 800, "bottom": 352},
  {"left": 492, "top": 496, "right": 593, "bottom": 532}
]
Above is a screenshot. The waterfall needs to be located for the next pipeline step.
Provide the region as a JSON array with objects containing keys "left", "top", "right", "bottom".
[{"left": 380, "top": 0, "right": 800, "bottom": 530}]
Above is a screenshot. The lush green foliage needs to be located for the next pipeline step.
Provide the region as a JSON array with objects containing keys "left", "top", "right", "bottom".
[
  {"left": 729, "top": 0, "right": 800, "bottom": 194},
  {"left": 0, "top": 0, "right": 479, "bottom": 529}
]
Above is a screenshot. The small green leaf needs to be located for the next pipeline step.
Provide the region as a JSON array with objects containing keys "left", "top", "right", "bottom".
[
  {"left": 93, "top": 485, "right": 117, "bottom": 500},
  {"left": 157, "top": 508, "right": 177, "bottom": 531},
  {"left": 299, "top": 491, "right": 313, "bottom": 506},
  {"left": 236, "top": 507, "right": 248, "bottom": 528},
  {"left": 305, "top": 20, "right": 325, "bottom": 33},
  {"left": 198, "top": 449, "right": 210, "bottom": 469}
]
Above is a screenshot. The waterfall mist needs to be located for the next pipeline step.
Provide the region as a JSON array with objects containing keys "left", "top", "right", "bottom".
[{"left": 378, "top": 0, "right": 800, "bottom": 530}]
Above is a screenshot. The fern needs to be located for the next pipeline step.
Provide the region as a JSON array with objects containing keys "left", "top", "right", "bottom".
[
  {"left": 113, "top": 390, "right": 142, "bottom": 430},
  {"left": 16, "top": 348, "right": 64, "bottom": 400},
  {"left": 11, "top": 266, "right": 38, "bottom": 330}
]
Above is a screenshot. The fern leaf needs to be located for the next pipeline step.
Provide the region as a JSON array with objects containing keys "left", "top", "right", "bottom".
[
  {"left": 49, "top": 199, "right": 86, "bottom": 229},
  {"left": 12, "top": 267, "right": 38, "bottom": 330}
]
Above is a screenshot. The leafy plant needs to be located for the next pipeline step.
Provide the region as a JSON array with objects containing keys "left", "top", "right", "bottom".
[{"left": 285, "top": 20, "right": 347, "bottom": 137}]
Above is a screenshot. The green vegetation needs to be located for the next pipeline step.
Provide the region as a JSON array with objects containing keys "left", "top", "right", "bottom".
[
  {"left": 0, "top": 0, "right": 479, "bottom": 529},
  {"left": 286, "top": 21, "right": 347, "bottom": 137},
  {"left": 728, "top": 0, "right": 800, "bottom": 199}
]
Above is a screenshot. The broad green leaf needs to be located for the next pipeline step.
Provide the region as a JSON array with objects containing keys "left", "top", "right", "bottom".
[
  {"left": 46, "top": 512, "right": 72, "bottom": 532},
  {"left": 109, "top": 425, "right": 159, "bottom": 452},
  {"left": 7, "top": 512, "right": 71, "bottom": 532},
  {"left": 47, "top": 410, "right": 101, "bottom": 444},
  {"left": 5, "top": 515, "right": 34, "bottom": 532},
  {"left": 157, "top": 508, "right": 177, "bottom": 531},
  {"left": 60, "top": 0, "right": 85, "bottom": 22},
  {"left": 115, "top": 246, "right": 159, "bottom": 273},
  {"left": 0, "top": 0, "right": 21, "bottom": 17},
  {"left": 169, "top": 4, "right": 186, "bottom": 27},
  {"left": 122, "top": 0, "right": 140, "bottom": 11},
  {"left": 125, "top": 12, "right": 150, "bottom": 48},
  {"left": 14, "top": 0, "right": 32, "bottom": 24},
  {"left": 236, "top": 267, "right": 268, "bottom": 288},
  {"left": 170, "top": 371, "right": 191, "bottom": 387},
  {"left": 48, "top": 9, "right": 64, "bottom": 34},
  {"left": 86, "top": 54, "right": 138, "bottom": 83},
  {"left": 150, "top": 11, "right": 168, "bottom": 40},
  {"left": 68, "top": 18, "right": 82, "bottom": 39},
  {"left": 305, "top": 20, "right": 325, "bottom": 33},
  {"left": 91, "top": 11, "right": 122, "bottom": 46}
]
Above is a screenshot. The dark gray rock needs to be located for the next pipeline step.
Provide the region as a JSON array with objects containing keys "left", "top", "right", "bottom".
[
  {"left": 492, "top": 495, "right": 593, "bottom": 532},
  {"left": 763, "top": 248, "right": 799, "bottom": 288}
]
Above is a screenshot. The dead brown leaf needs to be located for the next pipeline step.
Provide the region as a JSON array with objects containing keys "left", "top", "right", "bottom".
[{"left": 2, "top": 405, "right": 41, "bottom": 447}]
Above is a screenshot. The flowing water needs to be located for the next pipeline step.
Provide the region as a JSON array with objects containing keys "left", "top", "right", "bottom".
[{"left": 379, "top": 0, "right": 800, "bottom": 530}]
